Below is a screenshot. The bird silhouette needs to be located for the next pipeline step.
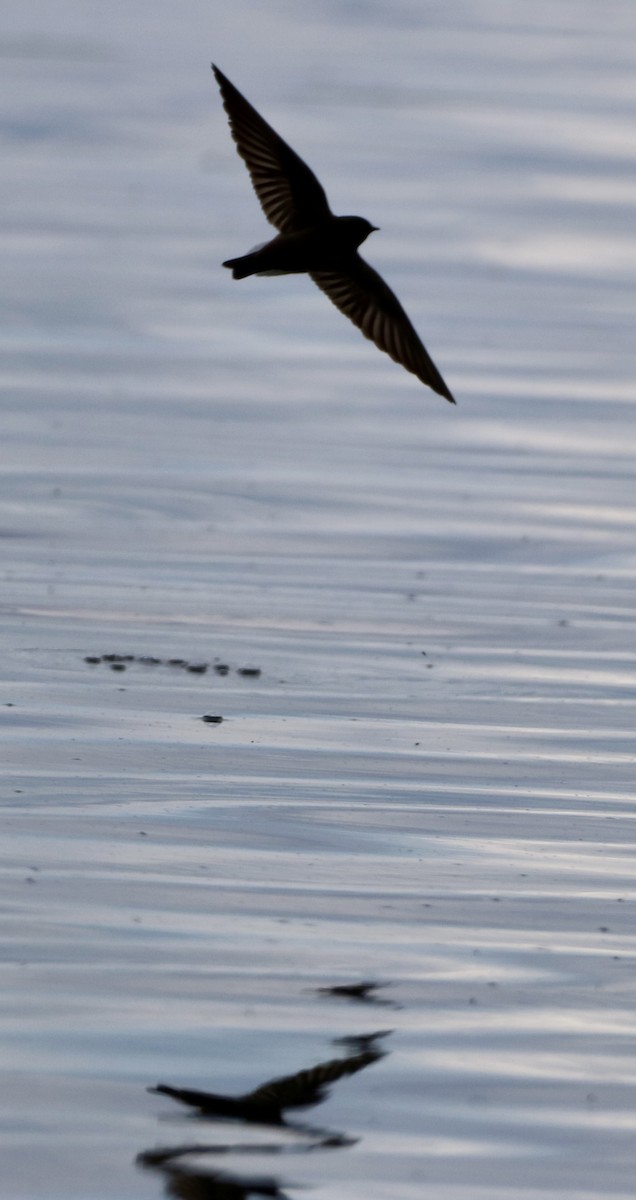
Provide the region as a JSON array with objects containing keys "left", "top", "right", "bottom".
[
  {"left": 149, "top": 1046, "right": 381, "bottom": 1124},
  {"left": 212, "top": 65, "right": 455, "bottom": 402}
]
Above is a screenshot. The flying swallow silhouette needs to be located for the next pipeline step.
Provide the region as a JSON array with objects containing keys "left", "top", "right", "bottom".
[{"left": 212, "top": 65, "right": 455, "bottom": 402}]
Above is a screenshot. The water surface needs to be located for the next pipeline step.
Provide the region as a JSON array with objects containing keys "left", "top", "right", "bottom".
[{"left": 2, "top": 2, "right": 636, "bottom": 1198}]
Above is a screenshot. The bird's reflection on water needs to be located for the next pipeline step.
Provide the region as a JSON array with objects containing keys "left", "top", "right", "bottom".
[
  {"left": 315, "top": 981, "right": 396, "bottom": 1006},
  {"left": 148, "top": 1036, "right": 386, "bottom": 1125},
  {"left": 139, "top": 1161, "right": 293, "bottom": 1200},
  {"left": 138, "top": 1030, "right": 391, "bottom": 1195}
]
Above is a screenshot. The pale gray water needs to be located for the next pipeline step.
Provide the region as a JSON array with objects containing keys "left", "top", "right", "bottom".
[{"left": 2, "top": 2, "right": 636, "bottom": 1198}]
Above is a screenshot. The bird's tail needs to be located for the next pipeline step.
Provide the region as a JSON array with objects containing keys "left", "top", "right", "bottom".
[{"left": 222, "top": 255, "right": 256, "bottom": 280}]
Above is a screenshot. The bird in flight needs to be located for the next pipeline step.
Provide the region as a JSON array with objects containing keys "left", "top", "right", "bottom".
[{"left": 212, "top": 65, "right": 455, "bottom": 402}]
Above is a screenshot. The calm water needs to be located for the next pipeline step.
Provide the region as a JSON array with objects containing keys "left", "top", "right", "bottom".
[{"left": 2, "top": 2, "right": 636, "bottom": 1198}]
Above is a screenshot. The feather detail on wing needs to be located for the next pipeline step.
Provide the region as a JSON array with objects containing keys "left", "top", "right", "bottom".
[
  {"left": 310, "top": 257, "right": 455, "bottom": 402},
  {"left": 213, "top": 65, "right": 331, "bottom": 234}
]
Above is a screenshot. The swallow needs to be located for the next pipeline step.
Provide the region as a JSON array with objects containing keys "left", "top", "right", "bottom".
[{"left": 212, "top": 65, "right": 455, "bottom": 402}]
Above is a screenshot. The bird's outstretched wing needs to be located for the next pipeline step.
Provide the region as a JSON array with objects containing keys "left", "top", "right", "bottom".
[
  {"left": 212, "top": 65, "right": 331, "bottom": 234},
  {"left": 310, "top": 258, "right": 455, "bottom": 402}
]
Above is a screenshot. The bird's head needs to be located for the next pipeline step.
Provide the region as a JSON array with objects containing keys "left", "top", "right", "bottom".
[{"left": 342, "top": 215, "right": 380, "bottom": 248}]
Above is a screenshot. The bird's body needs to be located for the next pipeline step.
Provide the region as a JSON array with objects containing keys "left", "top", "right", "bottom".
[
  {"left": 224, "top": 215, "right": 377, "bottom": 279},
  {"left": 212, "top": 65, "right": 455, "bottom": 402}
]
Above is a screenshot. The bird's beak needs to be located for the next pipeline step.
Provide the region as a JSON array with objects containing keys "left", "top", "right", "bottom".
[{"left": 371, "top": 225, "right": 380, "bottom": 232}]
